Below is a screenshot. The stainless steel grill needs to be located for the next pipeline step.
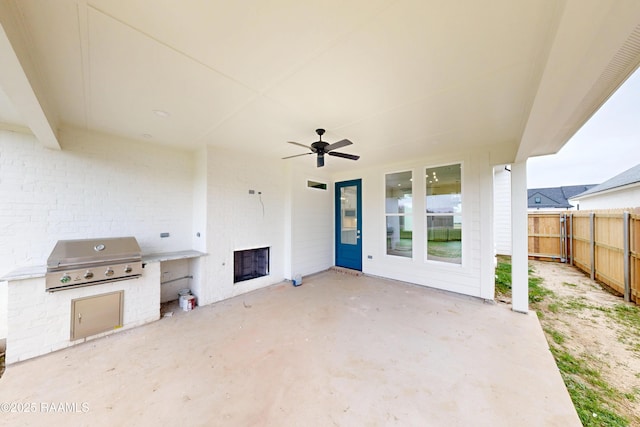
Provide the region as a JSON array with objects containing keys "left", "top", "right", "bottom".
[{"left": 46, "top": 237, "right": 143, "bottom": 292}]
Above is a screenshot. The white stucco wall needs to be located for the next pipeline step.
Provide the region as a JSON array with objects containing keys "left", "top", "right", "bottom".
[
  {"left": 493, "top": 166, "right": 512, "bottom": 255},
  {"left": 571, "top": 184, "right": 640, "bottom": 211}
]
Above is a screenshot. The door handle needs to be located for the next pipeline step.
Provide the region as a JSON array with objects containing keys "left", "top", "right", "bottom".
[
  {"left": 356, "top": 230, "right": 361, "bottom": 239},
  {"left": 78, "top": 313, "right": 82, "bottom": 324}
]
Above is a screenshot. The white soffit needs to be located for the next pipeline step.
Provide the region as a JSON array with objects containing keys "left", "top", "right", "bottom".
[
  {"left": 0, "top": 3, "right": 60, "bottom": 147},
  {"left": 517, "top": 0, "right": 640, "bottom": 161}
]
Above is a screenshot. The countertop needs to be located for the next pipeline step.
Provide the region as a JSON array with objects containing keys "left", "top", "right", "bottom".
[
  {"left": 1, "top": 250, "right": 207, "bottom": 282},
  {"left": 142, "top": 250, "right": 207, "bottom": 263}
]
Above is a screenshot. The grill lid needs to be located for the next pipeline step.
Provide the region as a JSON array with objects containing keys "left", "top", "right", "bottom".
[{"left": 47, "top": 237, "right": 142, "bottom": 270}]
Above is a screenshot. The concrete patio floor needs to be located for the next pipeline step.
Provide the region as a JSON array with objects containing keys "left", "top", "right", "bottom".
[{"left": 0, "top": 271, "right": 580, "bottom": 426}]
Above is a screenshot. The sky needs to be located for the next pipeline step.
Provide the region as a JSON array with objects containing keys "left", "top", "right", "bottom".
[{"left": 527, "top": 69, "right": 640, "bottom": 189}]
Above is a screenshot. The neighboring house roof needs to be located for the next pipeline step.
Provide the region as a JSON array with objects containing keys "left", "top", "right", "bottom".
[
  {"left": 528, "top": 185, "right": 596, "bottom": 209},
  {"left": 572, "top": 164, "right": 640, "bottom": 198}
]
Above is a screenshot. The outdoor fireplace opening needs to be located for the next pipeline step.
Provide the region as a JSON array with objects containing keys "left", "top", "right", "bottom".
[{"left": 234, "top": 247, "right": 270, "bottom": 283}]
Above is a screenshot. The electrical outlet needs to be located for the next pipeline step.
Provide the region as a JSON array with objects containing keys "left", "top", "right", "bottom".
[
  {"left": 249, "top": 190, "right": 255, "bottom": 194},
  {"left": 160, "top": 232, "right": 170, "bottom": 238},
  {"left": 367, "top": 255, "right": 373, "bottom": 259}
]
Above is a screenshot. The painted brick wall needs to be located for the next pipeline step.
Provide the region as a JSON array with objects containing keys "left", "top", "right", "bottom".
[
  {"left": 5, "top": 262, "right": 160, "bottom": 364},
  {"left": 198, "top": 146, "right": 287, "bottom": 305},
  {"left": 0, "top": 129, "right": 195, "bottom": 278}
]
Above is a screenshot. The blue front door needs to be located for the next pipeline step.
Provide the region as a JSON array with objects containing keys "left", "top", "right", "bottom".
[{"left": 335, "top": 179, "right": 362, "bottom": 271}]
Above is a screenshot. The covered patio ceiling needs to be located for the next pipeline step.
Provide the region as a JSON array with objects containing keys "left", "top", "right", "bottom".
[{"left": 1, "top": 1, "right": 640, "bottom": 171}]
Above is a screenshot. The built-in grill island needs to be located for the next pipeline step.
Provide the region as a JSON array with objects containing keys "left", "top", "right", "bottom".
[
  {"left": 3, "top": 239, "right": 206, "bottom": 365},
  {"left": 46, "top": 237, "right": 143, "bottom": 292}
]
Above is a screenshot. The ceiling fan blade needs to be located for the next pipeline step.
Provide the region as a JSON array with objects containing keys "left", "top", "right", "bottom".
[
  {"left": 328, "top": 151, "right": 359, "bottom": 161},
  {"left": 287, "top": 141, "right": 313, "bottom": 150},
  {"left": 325, "top": 139, "right": 352, "bottom": 152},
  {"left": 282, "top": 152, "right": 313, "bottom": 159}
]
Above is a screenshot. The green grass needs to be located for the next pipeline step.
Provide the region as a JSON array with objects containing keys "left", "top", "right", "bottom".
[
  {"left": 544, "top": 327, "right": 566, "bottom": 345},
  {"left": 608, "top": 304, "right": 640, "bottom": 353},
  {"left": 494, "top": 257, "right": 553, "bottom": 303},
  {"left": 528, "top": 273, "right": 552, "bottom": 303},
  {"left": 610, "top": 304, "right": 640, "bottom": 329},
  {"left": 563, "top": 281, "right": 578, "bottom": 287},
  {"left": 550, "top": 346, "right": 629, "bottom": 427},
  {"left": 548, "top": 302, "right": 560, "bottom": 313},
  {"left": 495, "top": 256, "right": 512, "bottom": 295},
  {"left": 494, "top": 257, "right": 637, "bottom": 425}
]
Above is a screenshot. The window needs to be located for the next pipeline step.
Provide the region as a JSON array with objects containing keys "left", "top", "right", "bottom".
[
  {"left": 534, "top": 196, "right": 541, "bottom": 204},
  {"left": 307, "top": 180, "right": 327, "bottom": 190},
  {"left": 385, "top": 171, "right": 412, "bottom": 257},
  {"left": 426, "top": 164, "right": 461, "bottom": 264}
]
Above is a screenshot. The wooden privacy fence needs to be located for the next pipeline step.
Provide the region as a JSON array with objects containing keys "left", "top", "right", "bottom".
[{"left": 528, "top": 209, "right": 640, "bottom": 303}]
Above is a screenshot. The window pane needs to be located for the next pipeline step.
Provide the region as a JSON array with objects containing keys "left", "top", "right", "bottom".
[
  {"left": 307, "top": 180, "right": 327, "bottom": 190},
  {"left": 341, "top": 186, "right": 357, "bottom": 245},
  {"left": 386, "top": 216, "right": 412, "bottom": 257},
  {"left": 385, "top": 171, "right": 413, "bottom": 258},
  {"left": 385, "top": 171, "right": 412, "bottom": 214},
  {"left": 425, "top": 165, "right": 461, "bottom": 213},
  {"left": 426, "top": 164, "right": 462, "bottom": 264}
]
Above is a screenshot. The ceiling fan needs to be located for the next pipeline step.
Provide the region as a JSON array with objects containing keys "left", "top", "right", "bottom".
[{"left": 282, "top": 129, "right": 359, "bottom": 168}]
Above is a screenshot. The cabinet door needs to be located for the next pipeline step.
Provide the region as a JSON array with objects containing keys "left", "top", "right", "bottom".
[{"left": 71, "top": 291, "right": 123, "bottom": 340}]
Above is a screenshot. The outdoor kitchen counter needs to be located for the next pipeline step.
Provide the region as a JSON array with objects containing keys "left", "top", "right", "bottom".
[
  {"left": 0, "top": 265, "right": 47, "bottom": 281},
  {"left": 142, "top": 250, "right": 207, "bottom": 264},
  {"left": 1, "top": 250, "right": 207, "bottom": 282}
]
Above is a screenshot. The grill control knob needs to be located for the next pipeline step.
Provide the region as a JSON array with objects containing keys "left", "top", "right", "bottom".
[
  {"left": 124, "top": 265, "right": 133, "bottom": 274},
  {"left": 105, "top": 268, "right": 114, "bottom": 277},
  {"left": 84, "top": 271, "right": 94, "bottom": 279},
  {"left": 60, "top": 274, "right": 71, "bottom": 284}
]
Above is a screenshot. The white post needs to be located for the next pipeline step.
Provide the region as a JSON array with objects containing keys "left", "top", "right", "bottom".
[{"left": 511, "top": 161, "right": 528, "bottom": 313}]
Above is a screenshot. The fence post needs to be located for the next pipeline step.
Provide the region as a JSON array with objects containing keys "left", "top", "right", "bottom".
[
  {"left": 590, "top": 212, "right": 596, "bottom": 281},
  {"left": 569, "top": 213, "right": 574, "bottom": 266},
  {"left": 624, "top": 211, "right": 630, "bottom": 302},
  {"left": 560, "top": 213, "right": 567, "bottom": 263}
]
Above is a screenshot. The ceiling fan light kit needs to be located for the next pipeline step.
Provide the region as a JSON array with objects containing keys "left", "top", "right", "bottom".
[{"left": 283, "top": 129, "right": 360, "bottom": 168}]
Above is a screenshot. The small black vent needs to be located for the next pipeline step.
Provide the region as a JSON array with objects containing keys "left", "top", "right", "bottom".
[{"left": 234, "top": 247, "right": 269, "bottom": 283}]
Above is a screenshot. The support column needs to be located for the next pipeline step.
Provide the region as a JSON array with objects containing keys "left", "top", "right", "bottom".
[{"left": 511, "top": 161, "right": 528, "bottom": 313}]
